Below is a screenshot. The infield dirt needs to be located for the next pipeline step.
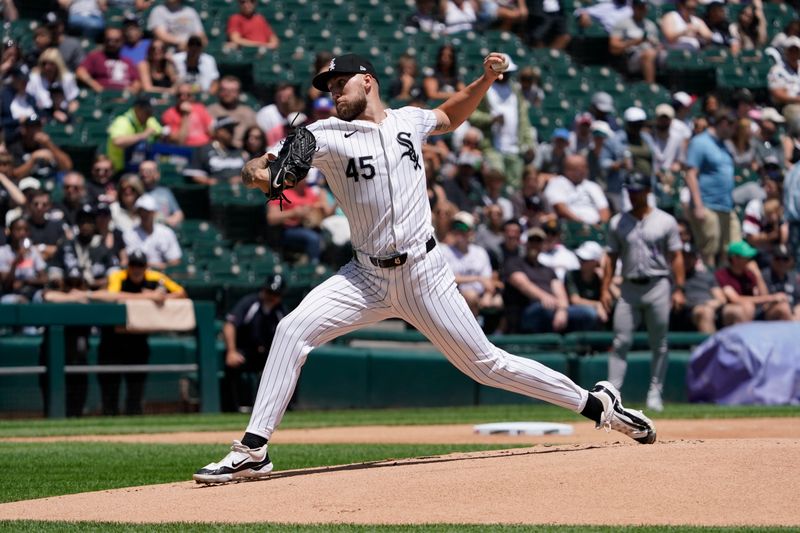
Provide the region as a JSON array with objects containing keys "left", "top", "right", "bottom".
[{"left": 1, "top": 418, "right": 798, "bottom": 526}]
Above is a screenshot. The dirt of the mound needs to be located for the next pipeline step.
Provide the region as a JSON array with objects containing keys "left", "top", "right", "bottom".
[
  {"left": 1, "top": 438, "right": 798, "bottom": 526},
  {"left": 1, "top": 418, "right": 799, "bottom": 526}
]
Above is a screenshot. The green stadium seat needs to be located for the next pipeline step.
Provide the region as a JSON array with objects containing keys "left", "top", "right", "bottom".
[{"left": 562, "top": 221, "right": 607, "bottom": 248}]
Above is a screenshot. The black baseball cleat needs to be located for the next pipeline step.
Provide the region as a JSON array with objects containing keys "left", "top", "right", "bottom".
[
  {"left": 590, "top": 380, "right": 657, "bottom": 444},
  {"left": 193, "top": 440, "right": 274, "bottom": 483}
]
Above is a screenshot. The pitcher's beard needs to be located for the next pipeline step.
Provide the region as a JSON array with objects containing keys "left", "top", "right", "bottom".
[{"left": 336, "top": 95, "right": 367, "bottom": 121}]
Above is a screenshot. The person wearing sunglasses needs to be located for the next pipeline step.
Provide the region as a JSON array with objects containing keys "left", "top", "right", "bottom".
[
  {"left": 76, "top": 27, "right": 141, "bottom": 93},
  {"left": 51, "top": 171, "right": 87, "bottom": 229}
]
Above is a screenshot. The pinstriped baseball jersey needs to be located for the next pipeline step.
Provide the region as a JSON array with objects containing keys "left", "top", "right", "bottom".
[
  {"left": 244, "top": 105, "right": 592, "bottom": 442},
  {"left": 307, "top": 107, "right": 436, "bottom": 256}
]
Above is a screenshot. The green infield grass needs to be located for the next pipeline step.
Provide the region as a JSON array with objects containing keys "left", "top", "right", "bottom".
[
  {"left": 0, "top": 442, "right": 529, "bottom": 503},
  {"left": 1, "top": 403, "right": 798, "bottom": 438}
]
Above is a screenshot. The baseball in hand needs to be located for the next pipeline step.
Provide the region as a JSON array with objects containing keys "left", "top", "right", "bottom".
[{"left": 491, "top": 54, "right": 511, "bottom": 74}]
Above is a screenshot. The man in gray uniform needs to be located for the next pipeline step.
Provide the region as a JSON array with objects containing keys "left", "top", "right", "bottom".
[{"left": 601, "top": 172, "right": 685, "bottom": 412}]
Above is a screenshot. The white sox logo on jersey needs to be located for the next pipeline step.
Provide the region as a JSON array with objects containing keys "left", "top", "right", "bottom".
[{"left": 396, "top": 132, "right": 420, "bottom": 170}]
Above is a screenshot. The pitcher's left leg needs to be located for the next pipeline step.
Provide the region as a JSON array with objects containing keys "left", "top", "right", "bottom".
[{"left": 393, "top": 248, "right": 587, "bottom": 411}]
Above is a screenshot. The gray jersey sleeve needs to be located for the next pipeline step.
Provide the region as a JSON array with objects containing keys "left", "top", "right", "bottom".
[{"left": 665, "top": 216, "right": 682, "bottom": 252}]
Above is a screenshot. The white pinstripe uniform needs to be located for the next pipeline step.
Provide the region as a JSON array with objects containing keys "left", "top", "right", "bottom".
[{"left": 245, "top": 106, "right": 590, "bottom": 440}]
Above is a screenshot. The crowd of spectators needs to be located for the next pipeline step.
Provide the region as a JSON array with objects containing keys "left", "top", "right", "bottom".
[{"left": 0, "top": 0, "right": 798, "bottom": 348}]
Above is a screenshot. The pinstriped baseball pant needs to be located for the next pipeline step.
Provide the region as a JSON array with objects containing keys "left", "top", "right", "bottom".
[{"left": 246, "top": 244, "right": 589, "bottom": 440}]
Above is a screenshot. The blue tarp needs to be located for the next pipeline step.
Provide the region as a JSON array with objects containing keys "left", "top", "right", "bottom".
[{"left": 687, "top": 321, "right": 800, "bottom": 405}]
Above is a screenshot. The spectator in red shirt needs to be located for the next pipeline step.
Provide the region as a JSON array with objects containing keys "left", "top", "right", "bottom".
[
  {"left": 715, "top": 240, "right": 789, "bottom": 325},
  {"left": 266, "top": 178, "right": 330, "bottom": 264},
  {"left": 76, "top": 27, "right": 141, "bottom": 93},
  {"left": 160, "top": 83, "right": 213, "bottom": 147},
  {"left": 226, "top": 0, "right": 279, "bottom": 49}
]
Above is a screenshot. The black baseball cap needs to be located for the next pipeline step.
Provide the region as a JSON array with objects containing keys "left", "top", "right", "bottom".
[
  {"left": 133, "top": 95, "right": 153, "bottom": 109},
  {"left": 122, "top": 11, "right": 139, "bottom": 25},
  {"left": 76, "top": 203, "right": 96, "bottom": 221},
  {"left": 624, "top": 172, "right": 652, "bottom": 192},
  {"left": 263, "top": 273, "right": 285, "bottom": 294},
  {"left": 312, "top": 54, "right": 379, "bottom": 92},
  {"left": 128, "top": 250, "right": 148, "bottom": 267},
  {"left": 95, "top": 202, "right": 111, "bottom": 216}
]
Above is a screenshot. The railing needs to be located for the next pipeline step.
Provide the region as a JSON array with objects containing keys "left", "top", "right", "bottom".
[{"left": 0, "top": 302, "right": 220, "bottom": 418}]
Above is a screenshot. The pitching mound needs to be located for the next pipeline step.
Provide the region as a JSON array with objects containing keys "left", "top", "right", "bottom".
[{"left": 1, "top": 433, "right": 798, "bottom": 525}]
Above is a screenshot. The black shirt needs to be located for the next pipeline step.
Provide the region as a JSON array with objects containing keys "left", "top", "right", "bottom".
[
  {"left": 761, "top": 267, "right": 800, "bottom": 306},
  {"left": 389, "top": 77, "right": 424, "bottom": 102},
  {"left": 7, "top": 140, "right": 59, "bottom": 182},
  {"left": 442, "top": 176, "right": 483, "bottom": 214},
  {"left": 503, "top": 255, "right": 557, "bottom": 310},
  {"left": 56, "top": 236, "right": 117, "bottom": 286},
  {"left": 185, "top": 141, "right": 247, "bottom": 182},
  {"left": 0, "top": 185, "right": 10, "bottom": 234},
  {"left": 85, "top": 180, "right": 115, "bottom": 205},
  {"left": 102, "top": 228, "right": 126, "bottom": 262},
  {"left": 28, "top": 217, "right": 65, "bottom": 247},
  {"left": 226, "top": 292, "right": 286, "bottom": 369},
  {"left": 51, "top": 200, "right": 85, "bottom": 228},
  {"left": 566, "top": 269, "right": 602, "bottom": 301}
]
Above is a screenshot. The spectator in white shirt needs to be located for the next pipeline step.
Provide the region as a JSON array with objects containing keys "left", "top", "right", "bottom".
[
  {"left": 256, "top": 83, "right": 302, "bottom": 146},
  {"left": 544, "top": 154, "right": 610, "bottom": 226},
  {"left": 651, "top": 104, "right": 687, "bottom": 179},
  {"left": 26, "top": 48, "right": 79, "bottom": 115},
  {"left": 576, "top": 0, "right": 631, "bottom": 34},
  {"left": 609, "top": 0, "right": 662, "bottom": 84},
  {"left": 470, "top": 55, "right": 534, "bottom": 188},
  {"left": 536, "top": 218, "right": 579, "bottom": 281},
  {"left": 172, "top": 36, "right": 219, "bottom": 95},
  {"left": 768, "top": 36, "right": 800, "bottom": 127},
  {"left": 441, "top": 0, "right": 478, "bottom": 34},
  {"left": 440, "top": 211, "right": 503, "bottom": 317},
  {"left": 660, "top": 0, "right": 713, "bottom": 51},
  {"left": 147, "top": 0, "right": 207, "bottom": 51},
  {"left": 670, "top": 92, "right": 695, "bottom": 141},
  {"left": 123, "top": 194, "right": 182, "bottom": 270},
  {"left": 481, "top": 168, "right": 514, "bottom": 222},
  {"left": 139, "top": 160, "right": 184, "bottom": 228}
]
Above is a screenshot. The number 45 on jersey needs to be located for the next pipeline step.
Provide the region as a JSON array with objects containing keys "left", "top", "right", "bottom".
[{"left": 346, "top": 156, "right": 375, "bottom": 182}]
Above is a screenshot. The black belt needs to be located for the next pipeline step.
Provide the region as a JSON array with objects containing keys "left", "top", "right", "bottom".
[
  {"left": 626, "top": 276, "right": 664, "bottom": 285},
  {"left": 357, "top": 237, "right": 436, "bottom": 268}
]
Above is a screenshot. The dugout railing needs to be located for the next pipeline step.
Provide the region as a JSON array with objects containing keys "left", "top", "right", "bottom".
[{"left": 0, "top": 302, "right": 219, "bottom": 418}]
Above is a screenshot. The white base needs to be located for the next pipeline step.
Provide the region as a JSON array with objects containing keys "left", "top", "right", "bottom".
[{"left": 473, "top": 422, "right": 574, "bottom": 436}]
